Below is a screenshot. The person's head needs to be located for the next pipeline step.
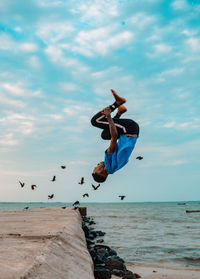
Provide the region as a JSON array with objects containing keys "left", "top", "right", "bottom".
[{"left": 92, "top": 161, "right": 108, "bottom": 183}]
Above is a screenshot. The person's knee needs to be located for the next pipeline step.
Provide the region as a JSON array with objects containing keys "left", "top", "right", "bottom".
[
  {"left": 101, "top": 130, "right": 111, "bottom": 140},
  {"left": 91, "top": 116, "right": 97, "bottom": 126}
]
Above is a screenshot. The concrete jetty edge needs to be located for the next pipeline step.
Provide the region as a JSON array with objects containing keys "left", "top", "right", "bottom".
[{"left": 0, "top": 207, "right": 94, "bottom": 279}]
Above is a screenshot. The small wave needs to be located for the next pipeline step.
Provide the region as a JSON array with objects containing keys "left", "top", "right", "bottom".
[{"left": 176, "top": 256, "right": 200, "bottom": 266}]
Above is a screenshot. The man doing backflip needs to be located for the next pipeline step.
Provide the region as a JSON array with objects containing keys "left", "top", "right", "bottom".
[{"left": 91, "top": 89, "right": 139, "bottom": 183}]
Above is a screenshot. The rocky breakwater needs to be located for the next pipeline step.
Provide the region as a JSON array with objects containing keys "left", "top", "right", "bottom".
[
  {"left": 0, "top": 207, "right": 94, "bottom": 279},
  {"left": 82, "top": 216, "right": 141, "bottom": 279}
]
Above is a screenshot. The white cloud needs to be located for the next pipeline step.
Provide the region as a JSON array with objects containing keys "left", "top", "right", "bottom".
[
  {"left": 63, "top": 108, "right": 77, "bottom": 116},
  {"left": 75, "top": 27, "right": 133, "bottom": 56},
  {"left": 37, "top": 22, "right": 74, "bottom": 44},
  {"left": 171, "top": 160, "right": 187, "bottom": 166},
  {"left": 20, "top": 43, "right": 38, "bottom": 52},
  {"left": 0, "top": 95, "right": 25, "bottom": 108},
  {"left": 0, "top": 34, "right": 16, "bottom": 50},
  {"left": 2, "top": 82, "right": 43, "bottom": 98},
  {"left": 179, "top": 122, "right": 189, "bottom": 128},
  {"left": 2, "top": 82, "right": 27, "bottom": 96},
  {"left": 163, "top": 122, "right": 176, "bottom": 128},
  {"left": 60, "top": 82, "right": 79, "bottom": 92},
  {"left": 50, "top": 114, "right": 63, "bottom": 120},
  {"left": 74, "top": 1, "right": 119, "bottom": 21},
  {"left": 156, "top": 67, "right": 185, "bottom": 82},
  {"left": 147, "top": 43, "right": 172, "bottom": 57},
  {"left": 129, "top": 13, "right": 156, "bottom": 30},
  {"left": 0, "top": 133, "right": 18, "bottom": 146},
  {"left": 171, "top": 0, "right": 189, "bottom": 11},
  {"left": 68, "top": 160, "right": 89, "bottom": 165},
  {"left": 28, "top": 56, "right": 41, "bottom": 69},
  {"left": 154, "top": 43, "right": 172, "bottom": 54},
  {"left": 0, "top": 113, "right": 35, "bottom": 136},
  {"left": 181, "top": 29, "right": 197, "bottom": 37},
  {"left": 186, "top": 37, "right": 200, "bottom": 52},
  {"left": 36, "top": 0, "right": 63, "bottom": 7},
  {"left": 45, "top": 45, "right": 90, "bottom": 73}
]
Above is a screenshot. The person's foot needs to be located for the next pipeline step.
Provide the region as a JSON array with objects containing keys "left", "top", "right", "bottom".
[
  {"left": 110, "top": 89, "right": 126, "bottom": 105},
  {"left": 118, "top": 105, "right": 127, "bottom": 115}
]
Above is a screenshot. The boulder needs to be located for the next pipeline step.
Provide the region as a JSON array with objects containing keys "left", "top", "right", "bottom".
[
  {"left": 105, "top": 258, "right": 126, "bottom": 271},
  {"left": 112, "top": 269, "right": 125, "bottom": 276},
  {"left": 94, "top": 267, "right": 112, "bottom": 279}
]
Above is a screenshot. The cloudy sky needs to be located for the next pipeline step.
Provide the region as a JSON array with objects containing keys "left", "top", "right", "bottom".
[{"left": 0, "top": 0, "right": 199, "bottom": 203}]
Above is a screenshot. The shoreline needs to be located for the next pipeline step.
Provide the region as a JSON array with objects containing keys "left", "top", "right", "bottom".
[{"left": 122, "top": 262, "right": 200, "bottom": 279}]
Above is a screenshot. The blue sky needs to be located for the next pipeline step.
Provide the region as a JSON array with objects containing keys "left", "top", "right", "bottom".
[{"left": 0, "top": 0, "right": 199, "bottom": 202}]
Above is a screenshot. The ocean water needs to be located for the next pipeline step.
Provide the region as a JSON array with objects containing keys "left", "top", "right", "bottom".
[{"left": 0, "top": 201, "right": 200, "bottom": 268}]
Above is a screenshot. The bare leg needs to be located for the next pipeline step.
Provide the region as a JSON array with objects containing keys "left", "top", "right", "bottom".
[
  {"left": 110, "top": 89, "right": 126, "bottom": 105},
  {"left": 113, "top": 105, "right": 127, "bottom": 119}
]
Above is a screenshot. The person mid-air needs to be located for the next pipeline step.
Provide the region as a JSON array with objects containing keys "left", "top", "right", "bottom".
[{"left": 91, "top": 89, "right": 140, "bottom": 183}]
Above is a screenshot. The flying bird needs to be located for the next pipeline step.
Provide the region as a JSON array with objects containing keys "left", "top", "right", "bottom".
[
  {"left": 78, "top": 177, "right": 84, "bottom": 185},
  {"left": 92, "top": 183, "right": 100, "bottom": 190},
  {"left": 19, "top": 181, "right": 25, "bottom": 188},
  {"left": 136, "top": 156, "right": 143, "bottom": 160},
  {"left": 73, "top": 200, "right": 80, "bottom": 206},
  {"left": 83, "top": 193, "right": 89, "bottom": 198},
  {"left": 31, "top": 185, "right": 37, "bottom": 190},
  {"left": 48, "top": 194, "right": 54, "bottom": 199},
  {"left": 24, "top": 206, "right": 29, "bottom": 210},
  {"left": 119, "top": 195, "right": 126, "bottom": 200},
  {"left": 51, "top": 176, "right": 56, "bottom": 182},
  {"left": 61, "top": 166, "right": 66, "bottom": 169}
]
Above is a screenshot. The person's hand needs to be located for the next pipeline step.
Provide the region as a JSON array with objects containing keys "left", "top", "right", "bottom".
[{"left": 101, "top": 107, "right": 111, "bottom": 116}]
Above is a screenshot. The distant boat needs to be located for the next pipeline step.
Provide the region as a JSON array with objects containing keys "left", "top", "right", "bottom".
[
  {"left": 186, "top": 210, "right": 200, "bottom": 213},
  {"left": 177, "top": 202, "right": 186, "bottom": 205}
]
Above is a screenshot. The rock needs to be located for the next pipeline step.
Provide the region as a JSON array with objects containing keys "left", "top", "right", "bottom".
[
  {"left": 96, "top": 230, "right": 106, "bottom": 236},
  {"left": 86, "top": 238, "right": 95, "bottom": 246},
  {"left": 134, "top": 272, "right": 142, "bottom": 278},
  {"left": 105, "top": 258, "right": 126, "bottom": 271},
  {"left": 88, "top": 232, "right": 96, "bottom": 240},
  {"left": 112, "top": 269, "right": 125, "bottom": 276},
  {"left": 122, "top": 270, "right": 137, "bottom": 279},
  {"left": 109, "top": 249, "right": 117, "bottom": 256},
  {"left": 94, "top": 267, "right": 112, "bottom": 279},
  {"left": 122, "top": 274, "right": 137, "bottom": 279},
  {"left": 96, "top": 239, "right": 104, "bottom": 243}
]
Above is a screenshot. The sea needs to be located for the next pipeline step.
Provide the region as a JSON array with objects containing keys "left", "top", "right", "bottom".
[{"left": 0, "top": 201, "right": 200, "bottom": 268}]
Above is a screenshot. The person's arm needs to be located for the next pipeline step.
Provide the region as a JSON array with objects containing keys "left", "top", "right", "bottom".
[{"left": 102, "top": 107, "right": 118, "bottom": 153}]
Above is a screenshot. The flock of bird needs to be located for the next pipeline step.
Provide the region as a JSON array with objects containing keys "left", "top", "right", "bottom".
[{"left": 19, "top": 156, "right": 143, "bottom": 210}]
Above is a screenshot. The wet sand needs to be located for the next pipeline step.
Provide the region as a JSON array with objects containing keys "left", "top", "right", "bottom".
[{"left": 112, "top": 262, "right": 200, "bottom": 279}]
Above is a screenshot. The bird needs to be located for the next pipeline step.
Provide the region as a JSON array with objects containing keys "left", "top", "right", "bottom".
[
  {"left": 24, "top": 206, "right": 29, "bottom": 210},
  {"left": 92, "top": 183, "right": 100, "bottom": 190},
  {"left": 31, "top": 185, "right": 37, "bottom": 190},
  {"left": 61, "top": 206, "right": 66, "bottom": 209},
  {"left": 73, "top": 201, "right": 80, "bottom": 206},
  {"left": 61, "top": 166, "right": 66, "bottom": 169},
  {"left": 78, "top": 177, "right": 84, "bottom": 185},
  {"left": 48, "top": 194, "right": 54, "bottom": 199},
  {"left": 136, "top": 156, "right": 143, "bottom": 160},
  {"left": 119, "top": 195, "right": 126, "bottom": 200},
  {"left": 83, "top": 193, "right": 89, "bottom": 198},
  {"left": 19, "top": 181, "right": 25, "bottom": 188},
  {"left": 51, "top": 176, "right": 56, "bottom": 182}
]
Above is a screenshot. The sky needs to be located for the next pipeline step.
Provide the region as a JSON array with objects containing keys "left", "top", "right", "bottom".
[{"left": 0, "top": 0, "right": 199, "bottom": 203}]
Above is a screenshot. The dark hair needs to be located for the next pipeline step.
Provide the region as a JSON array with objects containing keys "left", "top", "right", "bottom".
[{"left": 92, "top": 173, "right": 107, "bottom": 183}]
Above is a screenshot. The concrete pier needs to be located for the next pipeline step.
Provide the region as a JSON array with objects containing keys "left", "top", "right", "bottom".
[{"left": 0, "top": 207, "right": 94, "bottom": 279}]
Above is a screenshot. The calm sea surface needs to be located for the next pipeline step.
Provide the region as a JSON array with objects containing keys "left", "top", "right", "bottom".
[{"left": 0, "top": 201, "right": 200, "bottom": 268}]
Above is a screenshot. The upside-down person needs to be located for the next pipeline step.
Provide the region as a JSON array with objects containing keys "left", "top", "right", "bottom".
[{"left": 91, "top": 89, "right": 140, "bottom": 183}]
